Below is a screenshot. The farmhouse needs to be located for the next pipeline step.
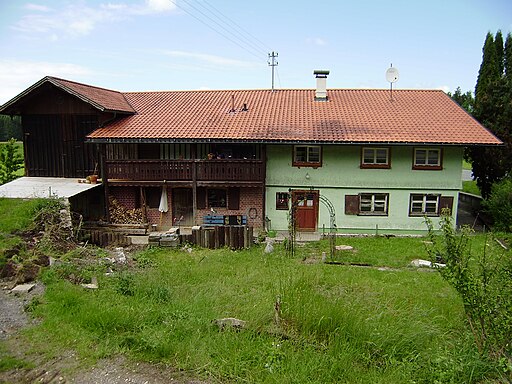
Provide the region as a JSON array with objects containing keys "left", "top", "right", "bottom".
[{"left": 0, "top": 73, "right": 501, "bottom": 235}]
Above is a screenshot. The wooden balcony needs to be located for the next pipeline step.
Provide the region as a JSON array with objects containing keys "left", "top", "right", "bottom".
[{"left": 106, "top": 159, "right": 264, "bottom": 182}]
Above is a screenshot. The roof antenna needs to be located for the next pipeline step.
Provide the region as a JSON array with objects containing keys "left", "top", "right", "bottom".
[
  {"left": 268, "top": 51, "right": 278, "bottom": 92},
  {"left": 386, "top": 64, "right": 399, "bottom": 101}
]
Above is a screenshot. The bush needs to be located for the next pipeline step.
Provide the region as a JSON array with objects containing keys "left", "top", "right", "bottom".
[
  {"left": 426, "top": 211, "right": 512, "bottom": 370},
  {"left": 483, "top": 177, "right": 512, "bottom": 232},
  {"left": 0, "top": 138, "right": 23, "bottom": 184}
]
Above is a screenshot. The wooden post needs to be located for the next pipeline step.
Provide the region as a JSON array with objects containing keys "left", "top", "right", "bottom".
[
  {"left": 100, "top": 144, "right": 111, "bottom": 223},
  {"left": 192, "top": 144, "right": 197, "bottom": 225},
  {"left": 260, "top": 144, "right": 266, "bottom": 229}
]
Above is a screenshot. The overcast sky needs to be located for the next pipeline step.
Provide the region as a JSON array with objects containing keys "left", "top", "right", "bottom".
[{"left": 1, "top": 0, "right": 511, "bottom": 104}]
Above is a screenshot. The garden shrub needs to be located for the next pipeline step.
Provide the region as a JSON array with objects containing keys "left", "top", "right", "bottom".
[{"left": 482, "top": 177, "right": 512, "bottom": 232}]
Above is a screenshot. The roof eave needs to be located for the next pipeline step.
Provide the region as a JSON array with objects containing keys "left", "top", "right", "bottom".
[
  {"left": 86, "top": 137, "right": 504, "bottom": 146},
  {"left": 0, "top": 76, "right": 136, "bottom": 115}
]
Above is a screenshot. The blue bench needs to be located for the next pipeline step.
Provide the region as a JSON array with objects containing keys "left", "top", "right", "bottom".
[{"left": 203, "top": 215, "right": 247, "bottom": 226}]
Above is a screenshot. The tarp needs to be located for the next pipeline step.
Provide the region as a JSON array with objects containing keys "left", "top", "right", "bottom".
[{"left": 0, "top": 177, "right": 101, "bottom": 199}]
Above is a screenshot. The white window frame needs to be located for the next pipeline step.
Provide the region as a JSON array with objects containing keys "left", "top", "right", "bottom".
[
  {"left": 361, "top": 147, "right": 390, "bottom": 168},
  {"left": 409, "top": 194, "right": 440, "bottom": 216},
  {"left": 413, "top": 148, "right": 442, "bottom": 169},
  {"left": 293, "top": 145, "right": 322, "bottom": 167},
  {"left": 359, "top": 193, "right": 389, "bottom": 215}
]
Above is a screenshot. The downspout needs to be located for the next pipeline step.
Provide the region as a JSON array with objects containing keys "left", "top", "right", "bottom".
[{"left": 261, "top": 144, "right": 266, "bottom": 229}]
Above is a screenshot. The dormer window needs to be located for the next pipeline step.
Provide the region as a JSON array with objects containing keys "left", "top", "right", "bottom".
[{"left": 293, "top": 145, "right": 322, "bottom": 167}]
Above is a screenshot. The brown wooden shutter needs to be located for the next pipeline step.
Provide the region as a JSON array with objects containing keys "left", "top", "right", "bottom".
[
  {"left": 345, "top": 195, "right": 360, "bottom": 215},
  {"left": 196, "top": 187, "right": 206, "bottom": 209},
  {"left": 228, "top": 187, "right": 240, "bottom": 210},
  {"left": 439, "top": 196, "right": 454, "bottom": 214}
]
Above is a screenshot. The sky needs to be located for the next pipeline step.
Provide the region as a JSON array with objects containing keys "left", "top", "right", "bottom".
[{"left": 0, "top": 0, "right": 511, "bottom": 105}]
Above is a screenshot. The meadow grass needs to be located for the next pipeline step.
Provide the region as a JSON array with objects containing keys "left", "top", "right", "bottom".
[
  {"left": 1, "top": 198, "right": 504, "bottom": 382},
  {"left": 0, "top": 198, "right": 51, "bottom": 268},
  {"left": 20, "top": 241, "right": 499, "bottom": 383}
]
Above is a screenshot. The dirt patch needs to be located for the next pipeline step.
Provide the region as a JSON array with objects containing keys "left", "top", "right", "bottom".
[{"left": 0, "top": 283, "right": 210, "bottom": 384}]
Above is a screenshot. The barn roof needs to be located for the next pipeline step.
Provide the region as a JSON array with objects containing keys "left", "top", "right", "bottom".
[{"left": 0, "top": 76, "right": 135, "bottom": 115}]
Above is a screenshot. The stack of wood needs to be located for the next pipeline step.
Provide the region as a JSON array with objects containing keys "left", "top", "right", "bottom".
[{"left": 109, "top": 197, "right": 143, "bottom": 224}]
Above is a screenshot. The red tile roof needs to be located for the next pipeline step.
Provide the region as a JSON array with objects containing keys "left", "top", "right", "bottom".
[{"left": 88, "top": 88, "right": 501, "bottom": 145}]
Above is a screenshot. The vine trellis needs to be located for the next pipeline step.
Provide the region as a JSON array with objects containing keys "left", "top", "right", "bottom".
[{"left": 287, "top": 190, "right": 337, "bottom": 259}]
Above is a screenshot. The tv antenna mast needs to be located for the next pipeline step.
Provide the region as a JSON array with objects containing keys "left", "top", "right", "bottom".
[
  {"left": 385, "top": 64, "right": 399, "bottom": 101},
  {"left": 268, "top": 51, "right": 278, "bottom": 92}
]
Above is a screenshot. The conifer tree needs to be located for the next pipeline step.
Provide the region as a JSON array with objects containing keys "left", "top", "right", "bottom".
[
  {"left": 495, "top": 30, "right": 504, "bottom": 75},
  {"left": 0, "top": 138, "right": 23, "bottom": 184},
  {"left": 505, "top": 32, "right": 512, "bottom": 81},
  {"left": 466, "top": 31, "right": 511, "bottom": 198}
]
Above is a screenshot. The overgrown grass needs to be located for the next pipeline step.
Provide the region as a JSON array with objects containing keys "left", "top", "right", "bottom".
[
  {"left": 0, "top": 198, "right": 55, "bottom": 268},
  {"left": 1, "top": 199, "right": 505, "bottom": 382},
  {"left": 18, "top": 239, "right": 501, "bottom": 383}
]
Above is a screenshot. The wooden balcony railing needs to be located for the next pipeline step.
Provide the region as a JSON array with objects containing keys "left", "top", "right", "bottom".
[{"left": 106, "top": 159, "right": 264, "bottom": 182}]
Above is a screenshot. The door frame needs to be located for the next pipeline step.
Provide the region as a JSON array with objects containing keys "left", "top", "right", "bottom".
[{"left": 291, "top": 189, "right": 319, "bottom": 231}]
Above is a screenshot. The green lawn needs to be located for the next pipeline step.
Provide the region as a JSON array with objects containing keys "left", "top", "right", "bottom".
[{"left": 462, "top": 159, "right": 472, "bottom": 170}]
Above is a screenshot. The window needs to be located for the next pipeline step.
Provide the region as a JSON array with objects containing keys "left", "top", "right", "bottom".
[
  {"left": 344, "top": 193, "right": 389, "bottom": 216},
  {"left": 293, "top": 145, "right": 322, "bottom": 167},
  {"left": 409, "top": 194, "right": 440, "bottom": 216},
  {"left": 276, "top": 192, "right": 289, "bottom": 210},
  {"left": 207, "top": 189, "right": 227, "bottom": 208},
  {"left": 359, "top": 193, "right": 389, "bottom": 215},
  {"left": 413, "top": 148, "right": 442, "bottom": 170},
  {"left": 145, "top": 187, "right": 161, "bottom": 209},
  {"left": 361, "top": 147, "right": 390, "bottom": 168}
]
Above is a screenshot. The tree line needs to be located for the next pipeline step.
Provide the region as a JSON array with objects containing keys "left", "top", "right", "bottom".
[
  {"left": 0, "top": 115, "right": 22, "bottom": 141},
  {"left": 450, "top": 30, "right": 512, "bottom": 200}
]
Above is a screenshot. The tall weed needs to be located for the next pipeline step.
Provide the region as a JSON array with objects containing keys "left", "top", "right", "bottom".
[{"left": 426, "top": 211, "right": 512, "bottom": 376}]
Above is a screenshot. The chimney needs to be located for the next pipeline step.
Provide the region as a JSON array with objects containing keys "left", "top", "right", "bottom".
[{"left": 314, "top": 70, "right": 330, "bottom": 101}]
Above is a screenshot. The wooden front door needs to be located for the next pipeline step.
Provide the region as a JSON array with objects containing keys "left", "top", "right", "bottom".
[
  {"left": 292, "top": 190, "right": 319, "bottom": 231},
  {"left": 172, "top": 188, "right": 193, "bottom": 226}
]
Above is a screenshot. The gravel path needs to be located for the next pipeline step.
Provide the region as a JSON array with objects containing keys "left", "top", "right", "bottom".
[{"left": 0, "top": 283, "right": 42, "bottom": 339}]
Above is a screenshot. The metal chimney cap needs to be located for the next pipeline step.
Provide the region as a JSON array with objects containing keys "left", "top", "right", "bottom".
[{"left": 313, "top": 70, "right": 330, "bottom": 77}]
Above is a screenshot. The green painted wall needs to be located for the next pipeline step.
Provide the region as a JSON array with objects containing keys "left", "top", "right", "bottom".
[{"left": 265, "top": 144, "right": 463, "bottom": 232}]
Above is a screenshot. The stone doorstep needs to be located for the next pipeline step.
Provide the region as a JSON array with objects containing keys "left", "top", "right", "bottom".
[{"left": 128, "top": 235, "right": 149, "bottom": 245}]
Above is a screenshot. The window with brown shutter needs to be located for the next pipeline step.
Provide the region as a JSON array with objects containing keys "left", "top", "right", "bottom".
[
  {"left": 439, "top": 196, "right": 454, "bottom": 214},
  {"left": 345, "top": 195, "right": 360, "bottom": 215}
]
